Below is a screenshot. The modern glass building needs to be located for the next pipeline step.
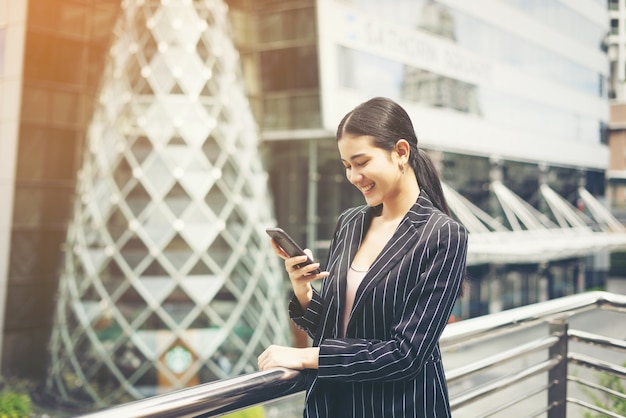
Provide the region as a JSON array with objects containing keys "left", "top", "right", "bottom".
[
  {"left": 227, "top": 0, "right": 622, "bottom": 317},
  {"left": 607, "top": 0, "right": 626, "bottom": 219},
  {"left": 0, "top": 0, "right": 624, "bottom": 410}
]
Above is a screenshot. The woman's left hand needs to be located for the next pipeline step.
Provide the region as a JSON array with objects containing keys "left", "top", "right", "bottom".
[{"left": 258, "top": 345, "right": 320, "bottom": 371}]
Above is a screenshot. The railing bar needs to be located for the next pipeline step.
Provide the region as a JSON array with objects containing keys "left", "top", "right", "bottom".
[
  {"left": 569, "top": 375, "right": 626, "bottom": 401},
  {"left": 569, "top": 329, "right": 626, "bottom": 353},
  {"left": 598, "top": 305, "right": 626, "bottom": 314},
  {"left": 78, "top": 368, "right": 303, "bottom": 418},
  {"left": 525, "top": 403, "right": 554, "bottom": 418},
  {"left": 475, "top": 382, "right": 553, "bottom": 418},
  {"left": 440, "top": 291, "right": 626, "bottom": 348},
  {"left": 569, "top": 352, "right": 626, "bottom": 379},
  {"left": 450, "top": 357, "right": 560, "bottom": 411},
  {"left": 567, "top": 397, "right": 626, "bottom": 418},
  {"left": 446, "top": 335, "right": 558, "bottom": 384}
]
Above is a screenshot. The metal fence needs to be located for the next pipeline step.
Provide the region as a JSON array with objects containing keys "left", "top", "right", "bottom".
[{"left": 79, "top": 291, "right": 626, "bottom": 418}]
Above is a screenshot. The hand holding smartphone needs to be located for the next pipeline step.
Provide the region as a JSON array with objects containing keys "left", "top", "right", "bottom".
[{"left": 265, "top": 227, "right": 321, "bottom": 274}]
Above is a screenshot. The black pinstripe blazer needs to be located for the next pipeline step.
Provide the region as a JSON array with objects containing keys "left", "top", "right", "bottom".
[{"left": 289, "top": 191, "right": 468, "bottom": 417}]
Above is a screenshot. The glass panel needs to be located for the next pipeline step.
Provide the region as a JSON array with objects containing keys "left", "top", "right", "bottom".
[
  {"left": 25, "top": 32, "right": 85, "bottom": 84},
  {"left": 258, "top": 13, "right": 283, "bottom": 43},
  {"left": 162, "top": 234, "right": 194, "bottom": 271},
  {"left": 162, "top": 287, "right": 195, "bottom": 324},
  {"left": 13, "top": 186, "right": 72, "bottom": 227},
  {"left": 180, "top": 207, "right": 216, "bottom": 251},
  {"left": 292, "top": 7, "right": 316, "bottom": 40},
  {"left": 121, "top": 236, "right": 150, "bottom": 270},
  {"left": 58, "top": 2, "right": 88, "bottom": 37},
  {"left": 12, "top": 187, "right": 43, "bottom": 226},
  {"left": 20, "top": 86, "right": 50, "bottom": 124},
  {"left": 9, "top": 230, "right": 64, "bottom": 277},
  {"left": 292, "top": 94, "right": 321, "bottom": 129},
  {"left": 143, "top": 207, "right": 176, "bottom": 247},
  {"left": 164, "top": 183, "right": 191, "bottom": 217},
  {"left": 113, "top": 158, "right": 133, "bottom": 190},
  {"left": 106, "top": 208, "right": 129, "bottom": 243},
  {"left": 51, "top": 90, "right": 81, "bottom": 126},
  {"left": 91, "top": 2, "right": 120, "bottom": 38},
  {"left": 262, "top": 95, "right": 290, "bottom": 129},
  {"left": 206, "top": 234, "right": 231, "bottom": 267},
  {"left": 260, "top": 46, "right": 318, "bottom": 91},
  {"left": 144, "top": 155, "right": 176, "bottom": 196},
  {"left": 127, "top": 183, "right": 151, "bottom": 217},
  {"left": 147, "top": 54, "right": 175, "bottom": 94}
]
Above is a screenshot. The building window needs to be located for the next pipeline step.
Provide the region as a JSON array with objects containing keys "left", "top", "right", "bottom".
[
  {"left": 609, "top": 0, "right": 619, "bottom": 10},
  {"left": 260, "top": 46, "right": 319, "bottom": 91},
  {"left": 611, "top": 18, "right": 619, "bottom": 35}
]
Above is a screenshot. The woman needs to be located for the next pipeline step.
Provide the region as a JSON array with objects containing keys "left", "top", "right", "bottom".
[{"left": 258, "top": 97, "right": 468, "bottom": 417}]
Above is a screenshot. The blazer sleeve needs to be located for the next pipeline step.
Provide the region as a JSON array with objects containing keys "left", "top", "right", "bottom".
[
  {"left": 288, "top": 289, "right": 323, "bottom": 340},
  {"left": 288, "top": 209, "right": 349, "bottom": 339},
  {"left": 316, "top": 218, "right": 468, "bottom": 382}
]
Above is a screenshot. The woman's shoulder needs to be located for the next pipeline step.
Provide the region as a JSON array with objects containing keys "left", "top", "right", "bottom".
[
  {"left": 410, "top": 194, "right": 468, "bottom": 238},
  {"left": 337, "top": 204, "right": 369, "bottom": 223}
]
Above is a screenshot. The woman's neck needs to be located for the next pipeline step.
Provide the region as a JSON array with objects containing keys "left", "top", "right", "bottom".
[{"left": 378, "top": 177, "right": 420, "bottom": 221}]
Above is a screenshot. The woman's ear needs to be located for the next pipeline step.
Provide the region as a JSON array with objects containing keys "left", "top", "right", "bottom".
[{"left": 395, "top": 139, "right": 411, "bottom": 161}]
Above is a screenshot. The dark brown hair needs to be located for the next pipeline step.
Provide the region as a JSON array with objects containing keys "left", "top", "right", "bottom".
[{"left": 336, "top": 97, "right": 450, "bottom": 215}]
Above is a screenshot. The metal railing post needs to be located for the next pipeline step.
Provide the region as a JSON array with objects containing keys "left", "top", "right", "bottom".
[{"left": 548, "top": 317, "right": 569, "bottom": 418}]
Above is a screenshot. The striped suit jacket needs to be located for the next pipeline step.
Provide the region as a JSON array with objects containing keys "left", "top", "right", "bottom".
[{"left": 289, "top": 191, "right": 468, "bottom": 417}]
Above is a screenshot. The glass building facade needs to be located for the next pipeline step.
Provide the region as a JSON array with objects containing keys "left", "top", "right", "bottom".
[
  {"left": 44, "top": 0, "right": 290, "bottom": 406},
  {"left": 0, "top": 0, "right": 120, "bottom": 379}
]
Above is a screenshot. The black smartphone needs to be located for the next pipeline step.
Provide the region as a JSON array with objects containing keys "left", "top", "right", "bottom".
[{"left": 265, "top": 227, "right": 320, "bottom": 274}]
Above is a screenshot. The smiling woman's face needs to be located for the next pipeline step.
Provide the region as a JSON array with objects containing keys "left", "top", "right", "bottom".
[{"left": 338, "top": 134, "right": 403, "bottom": 207}]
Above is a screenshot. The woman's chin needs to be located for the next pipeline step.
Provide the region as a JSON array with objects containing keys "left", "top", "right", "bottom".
[{"left": 363, "top": 195, "right": 381, "bottom": 207}]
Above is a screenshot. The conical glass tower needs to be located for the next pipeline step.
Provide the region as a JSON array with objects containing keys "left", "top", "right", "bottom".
[{"left": 46, "top": 0, "right": 290, "bottom": 407}]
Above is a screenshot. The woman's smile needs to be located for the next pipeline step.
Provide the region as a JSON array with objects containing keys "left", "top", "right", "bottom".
[{"left": 360, "top": 183, "right": 375, "bottom": 194}]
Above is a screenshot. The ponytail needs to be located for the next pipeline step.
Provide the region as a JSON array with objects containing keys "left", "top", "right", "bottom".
[{"left": 413, "top": 149, "right": 450, "bottom": 216}]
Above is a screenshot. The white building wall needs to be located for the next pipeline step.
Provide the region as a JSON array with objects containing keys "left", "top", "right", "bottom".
[
  {"left": 317, "top": 0, "right": 609, "bottom": 169},
  {"left": 608, "top": 0, "right": 626, "bottom": 100},
  {"left": 0, "top": 0, "right": 27, "bottom": 369}
]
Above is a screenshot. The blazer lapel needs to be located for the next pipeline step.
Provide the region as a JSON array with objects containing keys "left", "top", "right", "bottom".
[
  {"left": 348, "top": 193, "right": 434, "bottom": 326},
  {"left": 325, "top": 205, "right": 377, "bottom": 338}
]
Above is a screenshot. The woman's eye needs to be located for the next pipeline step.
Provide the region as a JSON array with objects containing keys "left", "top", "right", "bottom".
[{"left": 356, "top": 161, "right": 367, "bottom": 167}]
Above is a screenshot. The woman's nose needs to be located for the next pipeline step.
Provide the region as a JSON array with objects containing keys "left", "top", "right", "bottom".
[{"left": 348, "top": 169, "right": 361, "bottom": 184}]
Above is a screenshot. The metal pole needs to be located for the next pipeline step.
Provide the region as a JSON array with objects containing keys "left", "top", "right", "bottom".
[{"left": 547, "top": 317, "right": 569, "bottom": 418}]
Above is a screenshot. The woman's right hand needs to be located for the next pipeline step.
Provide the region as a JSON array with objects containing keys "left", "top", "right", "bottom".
[{"left": 270, "top": 239, "right": 328, "bottom": 310}]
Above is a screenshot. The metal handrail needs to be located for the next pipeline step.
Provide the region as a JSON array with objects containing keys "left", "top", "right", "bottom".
[
  {"left": 78, "top": 291, "right": 626, "bottom": 417},
  {"left": 79, "top": 368, "right": 304, "bottom": 418},
  {"left": 449, "top": 357, "right": 561, "bottom": 410},
  {"left": 439, "top": 290, "right": 626, "bottom": 348},
  {"left": 445, "top": 334, "right": 558, "bottom": 383}
]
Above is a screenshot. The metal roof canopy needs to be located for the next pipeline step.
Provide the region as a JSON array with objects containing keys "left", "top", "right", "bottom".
[{"left": 442, "top": 181, "right": 626, "bottom": 266}]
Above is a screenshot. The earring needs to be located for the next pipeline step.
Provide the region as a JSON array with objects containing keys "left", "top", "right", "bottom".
[{"left": 399, "top": 163, "right": 405, "bottom": 175}]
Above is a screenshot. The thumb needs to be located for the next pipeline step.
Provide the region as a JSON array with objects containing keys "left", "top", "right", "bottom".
[{"left": 303, "top": 248, "right": 314, "bottom": 259}]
